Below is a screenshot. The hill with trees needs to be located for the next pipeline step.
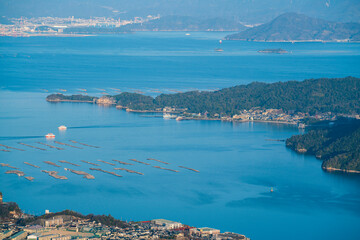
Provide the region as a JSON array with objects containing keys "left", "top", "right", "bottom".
[
  {"left": 226, "top": 12, "right": 360, "bottom": 42},
  {"left": 48, "top": 77, "right": 360, "bottom": 116},
  {"left": 286, "top": 118, "right": 360, "bottom": 172}
]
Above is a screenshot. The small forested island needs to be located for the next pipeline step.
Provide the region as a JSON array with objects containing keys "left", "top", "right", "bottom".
[
  {"left": 286, "top": 118, "right": 360, "bottom": 173},
  {"left": 258, "top": 48, "right": 288, "bottom": 54},
  {"left": 46, "top": 76, "right": 360, "bottom": 172}
]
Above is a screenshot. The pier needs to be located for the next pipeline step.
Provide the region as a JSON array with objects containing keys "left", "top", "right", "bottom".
[
  {"left": 129, "top": 159, "right": 150, "bottom": 165},
  {"left": 0, "top": 144, "right": 25, "bottom": 151},
  {"left": 147, "top": 158, "right": 169, "bottom": 164},
  {"left": 24, "top": 162, "right": 40, "bottom": 168},
  {"left": 37, "top": 142, "right": 64, "bottom": 150},
  {"left": 65, "top": 168, "right": 95, "bottom": 179},
  {"left": 81, "top": 160, "right": 99, "bottom": 166},
  {"left": 5, "top": 170, "right": 25, "bottom": 177},
  {"left": 69, "top": 140, "right": 100, "bottom": 148},
  {"left": 178, "top": 166, "right": 200, "bottom": 173},
  {"left": 44, "top": 161, "right": 61, "bottom": 167},
  {"left": 153, "top": 166, "right": 179, "bottom": 173},
  {"left": 54, "top": 141, "right": 83, "bottom": 149},
  {"left": 18, "top": 142, "right": 46, "bottom": 151},
  {"left": 0, "top": 149, "right": 10, "bottom": 152},
  {"left": 42, "top": 170, "right": 67, "bottom": 180},
  {"left": 89, "top": 168, "right": 122, "bottom": 178},
  {"left": 97, "top": 160, "right": 115, "bottom": 166},
  {"left": 113, "top": 159, "right": 133, "bottom": 165},
  {"left": 114, "top": 168, "right": 144, "bottom": 175},
  {"left": 59, "top": 160, "right": 80, "bottom": 166}
]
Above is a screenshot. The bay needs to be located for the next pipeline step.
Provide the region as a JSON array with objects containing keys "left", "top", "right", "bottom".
[{"left": 1, "top": 32, "right": 360, "bottom": 240}]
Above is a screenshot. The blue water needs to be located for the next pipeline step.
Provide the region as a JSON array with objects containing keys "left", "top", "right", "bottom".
[{"left": 1, "top": 32, "right": 360, "bottom": 240}]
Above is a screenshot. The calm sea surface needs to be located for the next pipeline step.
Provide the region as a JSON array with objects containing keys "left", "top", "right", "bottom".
[{"left": 1, "top": 32, "right": 360, "bottom": 240}]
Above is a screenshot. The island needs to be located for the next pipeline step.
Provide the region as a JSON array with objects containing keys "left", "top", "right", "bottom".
[
  {"left": 46, "top": 76, "right": 360, "bottom": 173},
  {"left": 225, "top": 12, "right": 360, "bottom": 42},
  {"left": 258, "top": 48, "right": 288, "bottom": 54}
]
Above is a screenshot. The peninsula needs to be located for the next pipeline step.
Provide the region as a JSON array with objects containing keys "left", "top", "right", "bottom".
[{"left": 46, "top": 77, "right": 360, "bottom": 173}]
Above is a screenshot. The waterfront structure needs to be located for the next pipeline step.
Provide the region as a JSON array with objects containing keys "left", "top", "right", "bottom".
[{"left": 152, "top": 219, "right": 183, "bottom": 229}]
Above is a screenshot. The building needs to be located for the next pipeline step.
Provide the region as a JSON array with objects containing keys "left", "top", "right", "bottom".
[
  {"left": 9, "top": 231, "right": 28, "bottom": 240},
  {"left": 51, "top": 235, "right": 71, "bottom": 240},
  {"left": 152, "top": 219, "right": 182, "bottom": 229},
  {"left": 40, "top": 217, "right": 63, "bottom": 227},
  {"left": 0, "top": 230, "right": 13, "bottom": 240},
  {"left": 198, "top": 227, "right": 220, "bottom": 236},
  {"left": 37, "top": 234, "right": 60, "bottom": 240}
]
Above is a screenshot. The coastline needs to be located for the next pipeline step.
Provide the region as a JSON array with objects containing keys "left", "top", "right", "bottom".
[{"left": 322, "top": 167, "right": 360, "bottom": 174}]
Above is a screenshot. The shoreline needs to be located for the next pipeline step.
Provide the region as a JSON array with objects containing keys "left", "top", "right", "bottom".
[{"left": 322, "top": 167, "right": 360, "bottom": 174}]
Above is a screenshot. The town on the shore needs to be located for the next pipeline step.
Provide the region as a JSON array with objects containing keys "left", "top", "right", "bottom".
[{"left": 0, "top": 193, "right": 249, "bottom": 240}]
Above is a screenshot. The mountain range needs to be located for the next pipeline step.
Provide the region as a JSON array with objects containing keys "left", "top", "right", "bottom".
[{"left": 226, "top": 12, "right": 360, "bottom": 42}]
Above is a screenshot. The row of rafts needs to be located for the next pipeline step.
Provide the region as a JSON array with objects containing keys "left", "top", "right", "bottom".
[
  {"left": 0, "top": 140, "right": 100, "bottom": 152},
  {"left": 1, "top": 157, "right": 199, "bottom": 181}
]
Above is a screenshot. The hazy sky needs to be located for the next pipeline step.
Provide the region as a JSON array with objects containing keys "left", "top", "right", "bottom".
[{"left": 1, "top": 0, "right": 359, "bottom": 23}]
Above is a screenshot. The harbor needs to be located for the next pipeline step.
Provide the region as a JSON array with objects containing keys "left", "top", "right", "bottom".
[
  {"left": 81, "top": 160, "right": 99, "bottom": 166},
  {"left": 97, "top": 159, "right": 115, "bottom": 166},
  {"left": 178, "top": 166, "right": 200, "bottom": 173},
  {"left": 54, "top": 141, "right": 83, "bottom": 149},
  {"left": 37, "top": 142, "right": 64, "bottom": 150}
]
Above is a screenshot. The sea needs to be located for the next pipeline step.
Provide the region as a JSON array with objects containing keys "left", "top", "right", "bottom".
[{"left": 1, "top": 32, "right": 360, "bottom": 240}]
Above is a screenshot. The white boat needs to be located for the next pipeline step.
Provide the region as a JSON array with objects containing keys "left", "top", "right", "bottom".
[
  {"left": 45, "top": 133, "right": 55, "bottom": 138},
  {"left": 58, "top": 125, "right": 67, "bottom": 130},
  {"left": 185, "top": 33, "right": 190, "bottom": 36}
]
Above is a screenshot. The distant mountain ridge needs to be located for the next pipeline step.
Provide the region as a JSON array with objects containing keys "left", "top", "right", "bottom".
[{"left": 226, "top": 12, "right": 360, "bottom": 42}]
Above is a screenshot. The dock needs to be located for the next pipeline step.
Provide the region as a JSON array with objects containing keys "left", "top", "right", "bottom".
[
  {"left": 18, "top": 142, "right": 46, "bottom": 151},
  {"left": 81, "top": 160, "right": 99, "bottom": 166},
  {"left": 37, "top": 142, "right": 64, "bottom": 150},
  {"left": 65, "top": 168, "right": 95, "bottom": 179},
  {"left": 54, "top": 141, "right": 83, "bottom": 149},
  {"left": 42, "top": 170, "right": 67, "bottom": 180},
  {"left": 69, "top": 140, "right": 100, "bottom": 148},
  {"left": 113, "top": 159, "right": 133, "bottom": 165},
  {"left": 89, "top": 168, "right": 122, "bottom": 178},
  {"left": 0, "top": 163, "right": 18, "bottom": 169},
  {"left": 59, "top": 160, "right": 80, "bottom": 166},
  {"left": 24, "top": 162, "right": 40, "bottom": 168},
  {"left": 178, "top": 166, "right": 200, "bottom": 173},
  {"left": 0, "top": 144, "right": 25, "bottom": 151},
  {"left": 5, "top": 170, "right": 25, "bottom": 177},
  {"left": 0, "top": 149, "right": 10, "bottom": 152},
  {"left": 153, "top": 166, "right": 179, "bottom": 173},
  {"left": 97, "top": 160, "right": 115, "bottom": 166},
  {"left": 147, "top": 158, "right": 169, "bottom": 164},
  {"left": 129, "top": 159, "right": 150, "bottom": 165},
  {"left": 44, "top": 161, "right": 61, "bottom": 167},
  {"left": 114, "top": 168, "right": 144, "bottom": 175}
]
